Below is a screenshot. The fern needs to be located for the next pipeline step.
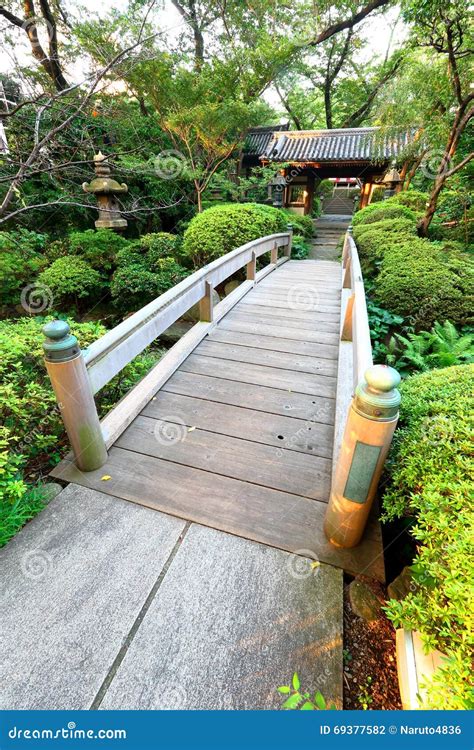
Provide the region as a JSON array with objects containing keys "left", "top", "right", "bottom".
[{"left": 390, "top": 321, "right": 473, "bottom": 375}]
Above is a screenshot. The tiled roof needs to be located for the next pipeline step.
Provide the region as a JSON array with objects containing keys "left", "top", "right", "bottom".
[
  {"left": 244, "top": 124, "right": 289, "bottom": 156},
  {"left": 256, "top": 127, "right": 412, "bottom": 163}
]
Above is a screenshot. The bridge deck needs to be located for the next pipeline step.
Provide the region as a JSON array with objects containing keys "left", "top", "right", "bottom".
[{"left": 53, "top": 260, "right": 384, "bottom": 581}]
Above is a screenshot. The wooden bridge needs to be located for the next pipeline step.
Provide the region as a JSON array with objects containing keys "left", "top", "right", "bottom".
[{"left": 48, "top": 228, "right": 388, "bottom": 583}]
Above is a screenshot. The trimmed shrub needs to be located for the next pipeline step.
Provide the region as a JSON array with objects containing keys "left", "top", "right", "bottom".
[
  {"left": 352, "top": 201, "right": 417, "bottom": 227},
  {"left": 67, "top": 229, "right": 129, "bottom": 270},
  {"left": 382, "top": 364, "right": 474, "bottom": 709},
  {"left": 291, "top": 235, "right": 311, "bottom": 260},
  {"left": 282, "top": 210, "right": 314, "bottom": 239},
  {"left": 353, "top": 218, "right": 417, "bottom": 278},
  {"left": 111, "top": 255, "right": 187, "bottom": 311},
  {"left": 37, "top": 256, "right": 104, "bottom": 309},
  {"left": 390, "top": 189, "right": 428, "bottom": 213},
  {"left": 182, "top": 203, "right": 288, "bottom": 266},
  {"left": 375, "top": 238, "right": 474, "bottom": 330},
  {"left": 0, "top": 230, "right": 48, "bottom": 305}
]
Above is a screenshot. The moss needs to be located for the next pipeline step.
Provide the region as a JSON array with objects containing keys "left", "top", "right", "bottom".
[{"left": 353, "top": 218, "right": 417, "bottom": 278}]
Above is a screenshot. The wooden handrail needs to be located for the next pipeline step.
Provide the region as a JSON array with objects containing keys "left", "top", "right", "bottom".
[
  {"left": 84, "top": 232, "right": 291, "bottom": 394},
  {"left": 341, "top": 232, "right": 373, "bottom": 388}
]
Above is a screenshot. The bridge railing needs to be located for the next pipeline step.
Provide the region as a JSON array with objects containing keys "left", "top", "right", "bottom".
[
  {"left": 42, "top": 229, "right": 292, "bottom": 472},
  {"left": 324, "top": 228, "right": 401, "bottom": 551}
]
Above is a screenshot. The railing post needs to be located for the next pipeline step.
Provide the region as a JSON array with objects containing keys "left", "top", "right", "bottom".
[
  {"left": 42, "top": 320, "right": 108, "bottom": 472},
  {"left": 246, "top": 251, "right": 256, "bottom": 281},
  {"left": 285, "top": 223, "right": 293, "bottom": 257},
  {"left": 270, "top": 241, "right": 278, "bottom": 264},
  {"left": 199, "top": 280, "right": 214, "bottom": 322},
  {"left": 324, "top": 365, "right": 401, "bottom": 548}
]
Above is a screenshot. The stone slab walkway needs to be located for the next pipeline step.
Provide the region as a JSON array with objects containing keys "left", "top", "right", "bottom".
[
  {"left": 310, "top": 214, "right": 352, "bottom": 261},
  {"left": 0, "top": 484, "right": 343, "bottom": 710}
]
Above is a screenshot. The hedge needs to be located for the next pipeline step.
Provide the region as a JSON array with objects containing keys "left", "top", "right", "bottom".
[
  {"left": 353, "top": 218, "right": 417, "bottom": 278},
  {"left": 375, "top": 238, "right": 473, "bottom": 330},
  {"left": 182, "top": 203, "right": 288, "bottom": 266},
  {"left": 352, "top": 201, "right": 417, "bottom": 227},
  {"left": 382, "top": 364, "right": 474, "bottom": 709},
  {"left": 37, "top": 256, "right": 105, "bottom": 309}
]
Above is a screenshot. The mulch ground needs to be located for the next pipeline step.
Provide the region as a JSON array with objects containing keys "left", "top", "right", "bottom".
[{"left": 343, "top": 576, "right": 402, "bottom": 710}]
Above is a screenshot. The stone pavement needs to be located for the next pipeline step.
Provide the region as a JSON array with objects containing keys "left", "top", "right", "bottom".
[
  {"left": 310, "top": 214, "right": 352, "bottom": 261},
  {"left": 0, "top": 484, "right": 343, "bottom": 710}
]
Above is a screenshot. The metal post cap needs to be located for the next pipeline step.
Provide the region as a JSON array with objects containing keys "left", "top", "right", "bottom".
[
  {"left": 354, "top": 365, "right": 401, "bottom": 421},
  {"left": 287, "top": 223, "right": 293, "bottom": 231},
  {"left": 43, "top": 320, "right": 80, "bottom": 362}
]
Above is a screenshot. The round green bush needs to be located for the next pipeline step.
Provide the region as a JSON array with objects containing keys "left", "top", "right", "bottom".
[
  {"left": 382, "top": 364, "right": 474, "bottom": 709},
  {"left": 111, "top": 256, "right": 187, "bottom": 311},
  {"left": 352, "top": 201, "right": 417, "bottom": 227},
  {"left": 375, "top": 238, "right": 474, "bottom": 330},
  {"left": 37, "top": 257, "right": 104, "bottom": 308},
  {"left": 390, "top": 190, "right": 428, "bottom": 213},
  {"left": 353, "top": 218, "right": 417, "bottom": 278},
  {"left": 67, "top": 229, "right": 129, "bottom": 270},
  {"left": 0, "top": 230, "right": 48, "bottom": 305},
  {"left": 136, "top": 232, "right": 182, "bottom": 268},
  {"left": 182, "top": 203, "right": 288, "bottom": 266},
  {"left": 282, "top": 210, "right": 314, "bottom": 239}
]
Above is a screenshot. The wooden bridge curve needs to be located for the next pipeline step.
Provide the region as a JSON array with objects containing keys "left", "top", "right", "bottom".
[{"left": 51, "top": 231, "right": 384, "bottom": 582}]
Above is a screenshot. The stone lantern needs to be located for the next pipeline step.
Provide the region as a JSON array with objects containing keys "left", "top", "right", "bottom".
[
  {"left": 382, "top": 165, "right": 402, "bottom": 199},
  {"left": 82, "top": 152, "right": 128, "bottom": 230},
  {"left": 269, "top": 172, "right": 287, "bottom": 208}
]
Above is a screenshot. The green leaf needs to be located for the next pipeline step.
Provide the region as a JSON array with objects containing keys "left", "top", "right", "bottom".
[
  {"left": 314, "top": 691, "right": 326, "bottom": 710},
  {"left": 277, "top": 685, "right": 290, "bottom": 694},
  {"left": 281, "top": 693, "right": 302, "bottom": 710},
  {"left": 301, "top": 701, "right": 315, "bottom": 710},
  {"left": 292, "top": 672, "right": 300, "bottom": 690}
]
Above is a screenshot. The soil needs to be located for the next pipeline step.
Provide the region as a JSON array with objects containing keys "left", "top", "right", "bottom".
[{"left": 343, "top": 575, "right": 402, "bottom": 710}]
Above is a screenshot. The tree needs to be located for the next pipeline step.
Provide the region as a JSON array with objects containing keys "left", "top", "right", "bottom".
[{"left": 400, "top": 0, "right": 473, "bottom": 236}]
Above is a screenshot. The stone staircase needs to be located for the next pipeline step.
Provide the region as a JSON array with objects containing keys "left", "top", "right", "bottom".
[{"left": 310, "top": 213, "right": 353, "bottom": 261}]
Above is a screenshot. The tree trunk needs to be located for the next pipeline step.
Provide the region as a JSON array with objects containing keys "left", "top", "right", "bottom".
[
  {"left": 324, "top": 79, "right": 332, "bottom": 129},
  {"left": 417, "top": 178, "right": 444, "bottom": 237}
]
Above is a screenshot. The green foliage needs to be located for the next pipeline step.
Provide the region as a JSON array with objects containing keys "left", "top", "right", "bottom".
[
  {"left": 382, "top": 364, "right": 474, "bottom": 709},
  {"left": 37, "top": 257, "right": 105, "bottom": 309},
  {"left": 0, "top": 230, "right": 48, "bottom": 305},
  {"left": 277, "top": 673, "right": 336, "bottom": 710},
  {"left": 315, "top": 179, "right": 333, "bottom": 200},
  {"left": 352, "top": 201, "right": 418, "bottom": 227},
  {"left": 290, "top": 235, "right": 311, "bottom": 260},
  {"left": 390, "top": 190, "right": 429, "bottom": 212},
  {"left": 366, "top": 298, "right": 404, "bottom": 363},
  {"left": 357, "top": 676, "right": 374, "bottom": 710},
  {"left": 67, "top": 229, "right": 129, "bottom": 270},
  {"left": 282, "top": 211, "right": 314, "bottom": 239},
  {"left": 0, "top": 315, "right": 164, "bottom": 545},
  {"left": 353, "top": 218, "right": 417, "bottom": 278},
  {"left": 375, "top": 238, "right": 474, "bottom": 330},
  {"left": 388, "top": 321, "right": 474, "bottom": 375},
  {"left": 182, "top": 203, "right": 288, "bottom": 266},
  {"left": 111, "top": 233, "right": 188, "bottom": 311}
]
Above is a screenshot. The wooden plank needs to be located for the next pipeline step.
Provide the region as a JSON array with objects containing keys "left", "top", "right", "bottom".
[
  {"left": 226, "top": 311, "right": 340, "bottom": 335},
  {"left": 52, "top": 447, "right": 385, "bottom": 580},
  {"left": 99, "top": 280, "right": 258, "bottom": 448},
  {"left": 218, "top": 318, "right": 340, "bottom": 346},
  {"left": 195, "top": 339, "right": 338, "bottom": 377},
  {"left": 163, "top": 370, "right": 336, "bottom": 424},
  {"left": 248, "top": 288, "right": 341, "bottom": 304},
  {"left": 241, "top": 297, "right": 340, "bottom": 315},
  {"left": 207, "top": 328, "right": 339, "bottom": 361},
  {"left": 238, "top": 303, "right": 341, "bottom": 323},
  {"left": 142, "top": 391, "right": 334, "bottom": 459},
  {"left": 180, "top": 353, "right": 337, "bottom": 399},
  {"left": 117, "top": 415, "right": 332, "bottom": 501}
]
